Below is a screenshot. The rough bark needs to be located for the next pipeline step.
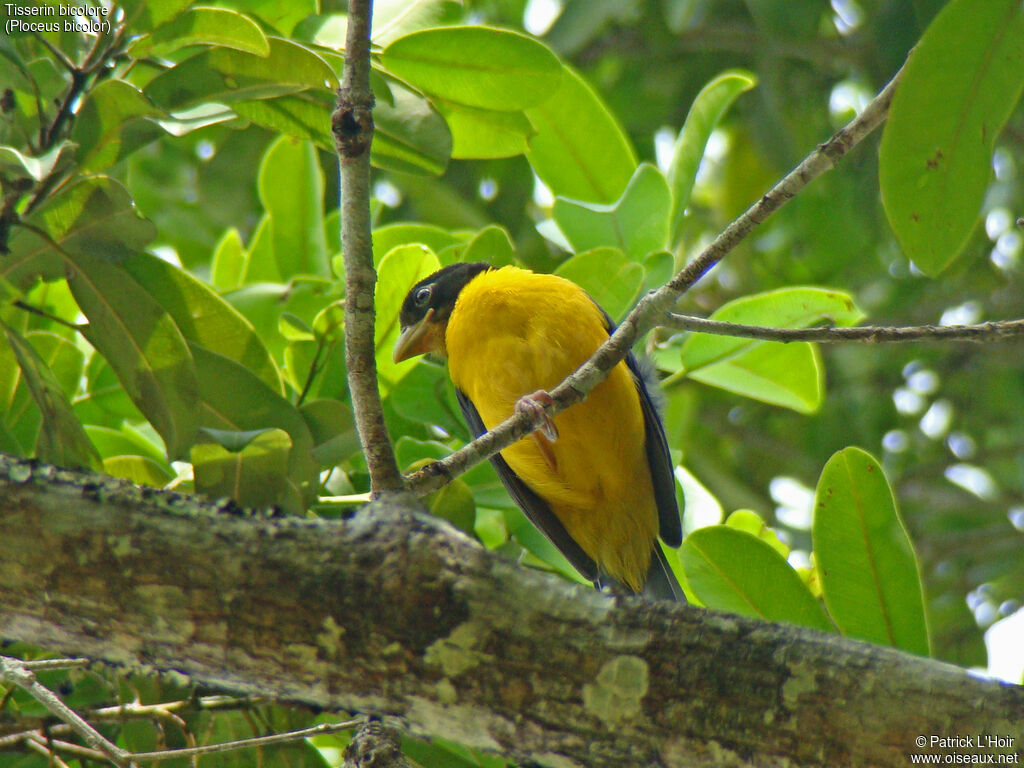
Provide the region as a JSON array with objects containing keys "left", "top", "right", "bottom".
[{"left": 1, "top": 453, "right": 1022, "bottom": 768}]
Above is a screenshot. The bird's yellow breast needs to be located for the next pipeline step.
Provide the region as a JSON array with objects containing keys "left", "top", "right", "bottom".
[{"left": 445, "top": 266, "right": 659, "bottom": 589}]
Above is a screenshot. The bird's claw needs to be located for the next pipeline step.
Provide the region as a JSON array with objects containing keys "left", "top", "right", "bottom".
[{"left": 515, "top": 390, "right": 558, "bottom": 442}]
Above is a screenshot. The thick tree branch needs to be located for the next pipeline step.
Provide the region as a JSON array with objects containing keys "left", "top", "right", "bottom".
[
  {"left": 332, "top": 0, "right": 403, "bottom": 493},
  {"left": 405, "top": 65, "right": 904, "bottom": 496},
  {"left": 2, "top": 454, "right": 1022, "bottom": 768},
  {"left": 663, "top": 315, "right": 1024, "bottom": 343}
]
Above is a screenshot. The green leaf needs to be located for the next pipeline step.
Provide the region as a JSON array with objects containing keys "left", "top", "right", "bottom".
[
  {"left": 435, "top": 100, "right": 533, "bottom": 159},
  {"left": 668, "top": 69, "right": 756, "bottom": 244},
  {"left": 71, "top": 251, "right": 200, "bottom": 460},
  {"left": 525, "top": 65, "right": 637, "bottom": 203},
  {"left": 103, "top": 455, "right": 175, "bottom": 487},
  {"left": 119, "top": 0, "right": 193, "bottom": 31},
  {"left": 374, "top": 244, "right": 442, "bottom": 390},
  {"left": 388, "top": 359, "right": 467, "bottom": 440},
  {"left": 681, "top": 526, "right": 833, "bottom": 631},
  {"left": 73, "top": 356, "right": 144, "bottom": 428},
  {"left": 72, "top": 80, "right": 162, "bottom": 171},
  {"left": 813, "top": 447, "right": 930, "bottom": 655},
  {"left": 211, "top": 228, "right": 247, "bottom": 291},
  {"left": 461, "top": 225, "right": 516, "bottom": 268},
  {"left": 879, "top": 0, "right": 1024, "bottom": 275},
  {"left": 144, "top": 37, "right": 337, "bottom": 111},
  {"left": 554, "top": 247, "right": 643, "bottom": 323},
  {"left": 192, "top": 345, "right": 318, "bottom": 510},
  {"left": 680, "top": 288, "right": 865, "bottom": 413},
  {"left": 371, "top": 223, "right": 463, "bottom": 267},
  {"left": 552, "top": 162, "right": 671, "bottom": 260},
  {"left": 192, "top": 428, "right": 293, "bottom": 510},
  {"left": 372, "top": 0, "right": 459, "bottom": 46},
  {"left": 119, "top": 251, "right": 283, "bottom": 394},
  {"left": 2, "top": 325, "right": 99, "bottom": 470},
  {"left": 0, "top": 141, "right": 72, "bottom": 181},
  {"left": 2, "top": 177, "right": 157, "bottom": 289},
  {"left": 426, "top": 478, "right": 477, "bottom": 536},
  {"left": 682, "top": 287, "right": 864, "bottom": 369},
  {"left": 725, "top": 509, "right": 788, "bottom": 558},
  {"left": 131, "top": 7, "right": 270, "bottom": 58},
  {"left": 299, "top": 398, "right": 359, "bottom": 467},
  {"left": 503, "top": 507, "right": 590, "bottom": 585},
  {"left": 372, "top": 80, "right": 452, "bottom": 176},
  {"left": 85, "top": 424, "right": 168, "bottom": 464},
  {"left": 257, "top": 137, "right": 330, "bottom": 277},
  {"left": 233, "top": 92, "right": 334, "bottom": 151},
  {"left": 380, "top": 26, "right": 562, "bottom": 111}
]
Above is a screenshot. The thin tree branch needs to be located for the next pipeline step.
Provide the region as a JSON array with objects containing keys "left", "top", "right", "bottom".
[
  {"left": 0, "top": 656, "right": 134, "bottom": 768},
  {"left": 129, "top": 718, "right": 361, "bottom": 763},
  {"left": 663, "top": 315, "right": 1024, "bottom": 343},
  {"left": 404, "top": 63, "right": 905, "bottom": 495},
  {"left": 17, "top": 658, "right": 89, "bottom": 671},
  {"left": 332, "top": 0, "right": 404, "bottom": 494}
]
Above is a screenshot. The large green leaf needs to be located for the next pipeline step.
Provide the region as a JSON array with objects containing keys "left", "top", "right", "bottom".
[
  {"left": 681, "top": 288, "right": 864, "bottom": 413},
  {"left": 813, "top": 447, "right": 930, "bottom": 656},
  {"left": 192, "top": 345, "right": 318, "bottom": 509},
  {"left": 1, "top": 325, "right": 99, "bottom": 470},
  {"left": 130, "top": 7, "right": 270, "bottom": 58},
  {"left": 370, "top": 223, "right": 463, "bottom": 267},
  {"left": 119, "top": 251, "right": 283, "bottom": 394},
  {"left": 233, "top": 91, "right": 333, "bottom": 152},
  {"left": 525, "top": 65, "right": 637, "bottom": 204},
  {"left": 372, "top": 80, "right": 453, "bottom": 176},
  {"left": 372, "top": 0, "right": 458, "bottom": 46},
  {"left": 554, "top": 247, "right": 643, "bottom": 323},
  {"left": 434, "top": 100, "right": 533, "bottom": 159},
  {"left": 192, "top": 428, "right": 293, "bottom": 510},
  {"left": 71, "top": 251, "right": 201, "bottom": 460},
  {"left": 257, "top": 137, "right": 330, "bottom": 278},
  {"left": 552, "top": 163, "right": 671, "bottom": 260},
  {"left": 460, "top": 225, "right": 516, "bottom": 268},
  {"left": 0, "top": 141, "right": 72, "bottom": 181},
  {"left": 879, "top": 0, "right": 1024, "bottom": 275},
  {"left": 681, "top": 526, "right": 833, "bottom": 631},
  {"left": 380, "top": 26, "right": 562, "bottom": 111},
  {"left": 144, "top": 37, "right": 337, "bottom": 111},
  {"left": 668, "top": 70, "right": 756, "bottom": 245},
  {"left": 72, "top": 81, "right": 162, "bottom": 171},
  {"left": 2, "top": 177, "right": 157, "bottom": 289}
]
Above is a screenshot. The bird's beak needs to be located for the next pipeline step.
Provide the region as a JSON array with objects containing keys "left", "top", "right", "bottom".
[{"left": 393, "top": 308, "right": 438, "bottom": 363}]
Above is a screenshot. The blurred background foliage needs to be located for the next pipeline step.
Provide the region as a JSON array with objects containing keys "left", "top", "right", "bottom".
[{"left": 1, "top": 0, "right": 1023, "bottom": 764}]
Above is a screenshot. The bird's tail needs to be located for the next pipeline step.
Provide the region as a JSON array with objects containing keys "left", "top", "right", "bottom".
[{"left": 642, "top": 544, "right": 686, "bottom": 602}]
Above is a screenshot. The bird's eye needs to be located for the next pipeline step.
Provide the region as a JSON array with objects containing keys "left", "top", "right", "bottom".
[{"left": 414, "top": 286, "right": 432, "bottom": 306}]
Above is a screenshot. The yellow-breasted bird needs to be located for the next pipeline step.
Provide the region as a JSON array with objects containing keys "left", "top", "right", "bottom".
[{"left": 393, "top": 263, "right": 683, "bottom": 601}]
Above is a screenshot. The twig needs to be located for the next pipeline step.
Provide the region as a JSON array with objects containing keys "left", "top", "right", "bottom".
[
  {"left": 0, "top": 656, "right": 134, "bottom": 768},
  {"left": 404, "top": 64, "right": 906, "bottom": 495},
  {"left": 129, "top": 718, "right": 361, "bottom": 763},
  {"left": 24, "top": 736, "right": 74, "bottom": 768},
  {"left": 663, "top": 315, "right": 1024, "bottom": 343},
  {"left": 332, "top": 0, "right": 404, "bottom": 494},
  {"left": 16, "top": 658, "right": 89, "bottom": 671},
  {"left": 27, "top": 733, "right": 108, "bottom": 763}
]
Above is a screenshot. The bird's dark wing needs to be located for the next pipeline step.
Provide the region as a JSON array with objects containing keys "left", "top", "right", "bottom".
[
  {"left": 624, "top": 349, "right": 682, "bottom": 547},
  {"left": 455, "top": 388, "right": 599, "bottom": 582}
]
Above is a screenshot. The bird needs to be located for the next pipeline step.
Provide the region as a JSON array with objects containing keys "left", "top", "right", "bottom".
[{"left": 393, "top": 262, "right": 684, "bottom": 601}]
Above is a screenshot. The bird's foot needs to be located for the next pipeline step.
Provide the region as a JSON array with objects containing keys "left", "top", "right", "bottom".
[{"left": 515, "top": 390, "right": 558, "bottom": 441}]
